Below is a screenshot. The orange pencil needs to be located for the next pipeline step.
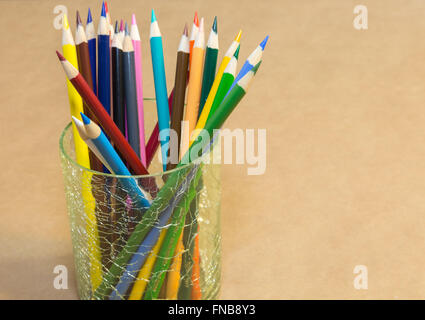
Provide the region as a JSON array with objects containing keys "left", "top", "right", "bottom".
[{"left": 188, "top": 12, "right": 199, "bottom": 69}]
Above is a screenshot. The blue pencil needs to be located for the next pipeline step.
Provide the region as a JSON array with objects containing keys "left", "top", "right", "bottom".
[
  {"left": 149, "top": 9, "right": 170, "bottom": 171},
  {"left": 86, "top": 8, "right": 97, "bottom": 95},
  {"left": 225, "top": 35, "right": 269, "bottom": 98},
  {"left": 108, "top": 166, "right": 197, "bottom": 300},
  {"left": 97, "top": 2, "right": 111, "bottom": 114},
  {"left": 72, "top": 114, "right": 151, "bottom": 210}
]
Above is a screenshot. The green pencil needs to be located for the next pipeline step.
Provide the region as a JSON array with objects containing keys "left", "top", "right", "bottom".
[
  {"left": 198, "top": 17, "right": 218, "bottom": 118},
  {"left": 206, "top": 45, "right": 240, "bottom": 121}
]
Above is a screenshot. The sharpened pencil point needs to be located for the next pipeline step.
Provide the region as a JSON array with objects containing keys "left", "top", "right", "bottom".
[
  {"left": 62, "top": 13, "right": 69, "bottom": 30},
  {"left": 234, "top": 45, "right": 240, "bottom": 59},
  {"left": 114, "top": 20, "right": 119, "bottom": 33},
  {"left": 212, "top": 16, "right": 217, "bottom": 33},
  {"left": 183, "top": 23, "right": 188, "bottom": 36},
  {"left": 56, "top": 50, "right": 66, "bottom": 61},
  {"left": 260, "top": 35, "right": 269, "bottom": 50},
  {"left": 125, "top": 22, "right": 129, "bottom": 35},
  {"left": 194, "top": 11, "right": 199, "bottom": 27},
  {"left": 235, "top": 30, "right": 242, "bottom": 42},
  {"left": 87, "top": 8, "right": 93, "bottom": 24},
  {"left": 120, "top": 19, "right": 124, "bottom": 32},
  {"left": 76, "top": 10, "right": 82, "bottom": 26},
  {"left": 80, "top": 112, "right": 91, "bottom": 125},
  {"left": 151, "top": 9, "right": 157, "bottom": 23},
  {"left": 104, "top": 1, "right": 109, "bottom": 14},
  {"left": 132, "top": 13, "right": 137, "bottom": 25},
  {"left": 252, "top": 61, "right": 262, "bottom": 74},
  {"left": 101, "top": 2, "right": 106, "bottom": 17}
]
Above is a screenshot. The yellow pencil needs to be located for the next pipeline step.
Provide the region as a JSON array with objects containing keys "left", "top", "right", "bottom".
[
  {"left": 62, "top": 13, "right": 102, "bottom": 291},
  {"left": 194, "top": 30, "right": 242, "bottom": 133},
  {"left": 128, "top": 230, "right": 166, "bottom": 300}
]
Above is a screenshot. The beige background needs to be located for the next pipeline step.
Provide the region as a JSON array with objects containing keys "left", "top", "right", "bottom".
[{"left": 1, "top": 0, "right": 425, "bottom": 299}]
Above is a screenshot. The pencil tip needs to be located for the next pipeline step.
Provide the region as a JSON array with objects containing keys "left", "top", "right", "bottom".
[
  {"left": 194, "top": 11, "right": 199, "bottom": 26},
  {"left": 132, "top": 13, "right": 136, "bottom": 25},
  {"left": 101, "top": 2, "right": 106, "bottom": 17},
  {"left": 212, "top": 16, "right": 217, "bottom": 33},
  {"left": 56, "top": 50, "right": 66, "bottom": 61},
  {"left": 252, "top": 61, "right": 262, "bottom": 74},
  {"left": 114, "top": 20, "right": 119, "bottom": 33},
  {"left": 183, "top": 23, "right": 188, "bottom": 36},
  {"left": 62, "top": 13, "right": 69, "bottom": 30},
  {"left": 235, "top": 29, "right": 242, "bottom": 42},
  {"left": 234, "top": 45, "right": 240, "bottom": 59},
  {"left": 80, "top": 112, "right": 91, "bottom": 125},
  {"left": 120, "top": 19, "right": 124, "bottom": 31},
  {"left": 76, "top": 10, "right": 82, "bottom": 26},
  {"left": 105, "top": 1, "right": 109, "bottom": 13},
  {"left": 87, "top": 8, "right": 92, "bottom": 24},
  {"left": 260, "top": 35, "right": 269, "bottom": 50},
  {"left": 125, "top": 22, "right": 129, "bottom": 35},
  {"left": 151, "top": 9, "right": 157, "bottom": 23}
]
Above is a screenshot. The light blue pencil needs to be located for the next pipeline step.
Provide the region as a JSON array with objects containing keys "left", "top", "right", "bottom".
[
  {"left": 149, "top": 9, "right": 170, "bottom": 171},
  {"left": 224, "top": 35, "right": 269, "bottom": 99},
  {"left": 72, "top": 114, "right": 151, "bottom": 210}
]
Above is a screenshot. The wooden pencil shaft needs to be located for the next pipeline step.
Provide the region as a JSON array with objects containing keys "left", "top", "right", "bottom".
[{"left": 122, "top": 50, "right": 141, "bottom": 158}]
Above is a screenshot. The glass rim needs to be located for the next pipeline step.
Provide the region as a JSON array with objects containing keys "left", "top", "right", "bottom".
[{"left": 59, "top": 121, "right": 196, "bottom": 179}]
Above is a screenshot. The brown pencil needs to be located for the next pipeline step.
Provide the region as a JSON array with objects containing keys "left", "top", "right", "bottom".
[{"left": 167, "top": 24, "right": 190, "bottom": 171}]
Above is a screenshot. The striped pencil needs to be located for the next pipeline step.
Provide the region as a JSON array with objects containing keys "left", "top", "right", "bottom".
[
  {"left": 149, "top": 10, "right": 170, "bottom": 171},
  {"left": 225, "top": 35, "right": 268, "bottom": 98},
  {"left": 198, "top": 16, "right": 218, "bottom": 117},
  {"left": 97, "top": 2, "right": 111, "bottom": 115},
  {"left": 131, "top": 14, "right": 147, "bottom": 166},
  {"left": 86, "top": 8, "right": 97, "bottom": 95},
  {"left": 123, "top": 24, "right": 141, "bottom": 158},
  {"left": 195, "top": 30, "right": 241, "bottom": 132}
]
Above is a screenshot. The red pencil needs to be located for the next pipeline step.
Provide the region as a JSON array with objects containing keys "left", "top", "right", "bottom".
[{"left": 56, "top": 51, "right": 158, "bottom": 195}]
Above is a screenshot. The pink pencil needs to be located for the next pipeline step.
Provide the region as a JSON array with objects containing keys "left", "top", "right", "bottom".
[{"left": 130, "top": 14, "right": 146, "bottom": 166}]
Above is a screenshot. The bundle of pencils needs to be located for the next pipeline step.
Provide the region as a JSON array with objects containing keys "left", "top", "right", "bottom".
[{"left": 57, "top": 1, "right": 268, "bottom": 300}]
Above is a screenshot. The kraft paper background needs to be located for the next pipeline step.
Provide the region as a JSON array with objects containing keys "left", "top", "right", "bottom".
[{"left": 1, "top": 0, "right": 425, "bottom": 299}]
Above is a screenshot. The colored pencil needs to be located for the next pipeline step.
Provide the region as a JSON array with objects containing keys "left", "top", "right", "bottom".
[
  {"left": 62, "top": 13, "right": 89, "bottom": 167},
  {"left": 225, "top": 35, "right": 268, "bottom": 98},
  {"left": 109, "top": 167, "right": 198, "bottom": 300},
  {"left": 111, "top": 22, "right": 125, "bottom": 136},
  {"left": 145, "top": 91, "right": 174, "bottom": 168},
  {"left": 181, "top": 18, "right": 205, "bottom": 157},
  {"left": 149, "top": 10, "right": 170, "bottom": 171},
  {"left": 198, "top": 16, "right": 218, "bottom": 117},
  {"left": 143, "top": 167, "right": 202, "bottom": 300},
  {"left": 128, "top": 230, "right": 166, "bottom": 300},
  {"left": 206, "top": 46, "right": 240, "bottom": 120},
  {"left": 74, "top": 114, "right": 151, "bottom": 209},
  {"left": 76, "top": 11, "right": 103, "bottom": 172},
  {"left": 189, "top": 12, "right": 199, "bottom": 69},
  {"left": 167, "top": 24, "right": 189, "bottom": 171},
  {"left": 62, "top": 12, "right": 102, "bottom": 291},
  {"left": 131, "top": 14, "right": 147, "bottom": 166},
  {"left": 123, "top": 24, "right": 141, "bottom": 158},
  {"left": 97, "top": 2, "right": 111, "bottom": 115},
  {"left": 56, "top": 51, "right": 156, "bottom": 182},
  {"left": 195, "top": 30, "right": 241, "bottom": 132},
  {"left": 104, "top": 1, "right": 114, "bottom": 38},
  {"left": 86, "top": 8, "right": 97, "bottom": 95}
]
